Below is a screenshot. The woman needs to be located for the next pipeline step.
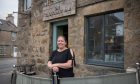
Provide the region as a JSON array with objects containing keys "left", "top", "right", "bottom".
[{"left": 47, "top": 35, "right": 74, "bottom": 78}]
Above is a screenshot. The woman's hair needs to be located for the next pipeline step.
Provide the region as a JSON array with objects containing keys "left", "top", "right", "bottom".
[{"left": 57, "top": 35, "right": 67, "bottom": 42}]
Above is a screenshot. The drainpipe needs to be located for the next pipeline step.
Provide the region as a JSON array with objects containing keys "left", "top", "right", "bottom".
[
  {"left": 136, "top": 62, "right": 140, "bottom": 84},
  {"left": 11, "top": 65, "right": 17, "bottom": 84}
]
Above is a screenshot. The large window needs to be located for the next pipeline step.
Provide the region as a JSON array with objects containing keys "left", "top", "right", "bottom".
[
  {"left": 86, "top": 11, "right": 124, "bottom": 68},
  {"left": 24, "top": 0, "right": 32, "bottom": 11}
]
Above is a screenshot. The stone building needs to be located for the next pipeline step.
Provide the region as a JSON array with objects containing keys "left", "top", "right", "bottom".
[
  {"left": 0, "top": 14, "right": 17, "bottom": 57},
  {"left": 17, "top": 0, "right": 140, "bottom": 76}
]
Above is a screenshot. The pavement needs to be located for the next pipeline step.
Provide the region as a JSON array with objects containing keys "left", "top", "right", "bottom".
[{"left": 0, "top": 57, "right": 17, "bottom": 84}]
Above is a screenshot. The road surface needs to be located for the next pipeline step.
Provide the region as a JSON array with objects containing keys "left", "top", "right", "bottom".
[{"left": 0, "top": 58, "right": 17, "bottom": 84}]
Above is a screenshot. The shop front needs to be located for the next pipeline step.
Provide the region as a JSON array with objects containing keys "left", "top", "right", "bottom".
[{"left": 17, "top": 0, "right": 140, "bottom": 76}]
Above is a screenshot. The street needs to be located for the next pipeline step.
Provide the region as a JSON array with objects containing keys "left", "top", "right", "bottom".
[{"left": 0, "top": 58, "right": 17, "bottom": 84}]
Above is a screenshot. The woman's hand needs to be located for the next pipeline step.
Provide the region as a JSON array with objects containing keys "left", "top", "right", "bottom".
[
  {"left": 47, "top": 61, "right": 53, "bottom": 69},
  {"left": 47, "top": 61, "right": 59, "bottom": 71},
  {"left": 52, "top": 66, "right": 59, "bottom": 72}
]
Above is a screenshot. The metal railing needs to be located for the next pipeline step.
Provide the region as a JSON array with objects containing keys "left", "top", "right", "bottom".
[
  {"left": 15, "top": 62, "right": 140, "bottom": 84},
  {"left": 16, "top": 64, "right": 36, "bottom": 75},
  {"left": 136, "top": 62, "right": 140, "bottom": 84},
  {"left": 16, "top": 73, "right": 51, "bottom": 84},
  {"left": 11, "top": 64, "right": 36, "bottom": 84},
  {"left": 60, "top": 72, "right": 137, "bottom": 84}
]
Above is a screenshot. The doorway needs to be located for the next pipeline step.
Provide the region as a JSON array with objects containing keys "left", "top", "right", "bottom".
[{"left": 52, "top": 21, "right": 68, "bottom": 50}]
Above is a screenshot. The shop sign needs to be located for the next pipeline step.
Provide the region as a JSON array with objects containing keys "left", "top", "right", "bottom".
[{"left": 43, "top": 0, "right": 76, "bottom": 21}]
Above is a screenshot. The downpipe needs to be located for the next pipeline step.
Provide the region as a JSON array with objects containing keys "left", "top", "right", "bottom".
[{"left": 136, "top": 62, "right": 140, "bottom": 84}]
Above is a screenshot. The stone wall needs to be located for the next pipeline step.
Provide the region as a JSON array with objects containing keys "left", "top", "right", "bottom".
[
  {"left": 17, "top": 0, "right": 33, "bottom": 67},
  {"left": 0, "top": 31, "right": 11, "bottom": 44},
  {"left": 17, "top": 0, "right": 50, "bottom": 75},
  {"left": 69, "top": 0, "right": 125, "bottom": 76},
  {"left": 77, "top": 0, "right": 105, "bottom": 7},
  {"left": 0, "top": 31, "right": 12, "bottom": 57},
  {"left": 124, "top": 0, "right": 140, "bottom": 68},
  {"left": 17, "top": 0, "right": 140, "bottom": 76},
  {"left": 30, "top": 0, "right": 50, "bottom": 74}
]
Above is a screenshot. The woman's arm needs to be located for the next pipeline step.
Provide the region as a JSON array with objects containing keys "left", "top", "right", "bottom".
[
  {"left": 52, "top": 60, "right": 72, "bottom": 69},
  {"left": 48, "top": 60, "right": 72, "bottom": 70}
]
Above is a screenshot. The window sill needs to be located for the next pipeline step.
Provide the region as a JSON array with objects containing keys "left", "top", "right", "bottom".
[{"left": 85, "top": 59, "right": 124, "bottom": 69}]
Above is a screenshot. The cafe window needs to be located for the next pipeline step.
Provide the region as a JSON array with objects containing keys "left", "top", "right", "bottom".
[
  {"left": 85, "top": 11, "right": 124, "bottom": 68},
  {"left": 24, "top": 0, "right": 32, "bottom": 11}
]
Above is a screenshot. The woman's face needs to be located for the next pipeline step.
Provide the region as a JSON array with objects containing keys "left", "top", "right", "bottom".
[{"left": 57, "top": 36, "right": 67, "bottom": 49}]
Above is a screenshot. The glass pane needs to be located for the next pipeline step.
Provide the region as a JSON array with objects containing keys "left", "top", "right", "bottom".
[
  {"left": 24, "top": 0, "right": 27, "bottom": 11},
  {"left": 105, "top": 12, "right": 124, "bottom": 25},
  {"left": 88, "top": 17, "right": 95, "bottom": 28},
  {"left": 27, "top": 0, "right": 32, "bottom": 9},
  {"left": 87, "top": 16, "right": 103, "bottom": 61},
  {"left": 104, "top": 12, "right": 124, "bottom": 63}
]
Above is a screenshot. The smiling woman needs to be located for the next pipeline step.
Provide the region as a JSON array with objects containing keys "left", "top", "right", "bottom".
[
  {"left": 47, "top": 35, "right": 75, "bottom": 77},
  {"left": 47, "top": 35, "right": 75, "bottom": 84}
]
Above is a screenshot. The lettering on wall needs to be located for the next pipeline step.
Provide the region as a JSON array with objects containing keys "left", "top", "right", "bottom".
[{"left": 43, "top": 0, "right": 76, "bottom": 21}]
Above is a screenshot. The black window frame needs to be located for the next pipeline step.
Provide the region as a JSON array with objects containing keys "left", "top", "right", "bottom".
[{"left": 85, "top": 10, "right": 124, "bottom": 68}]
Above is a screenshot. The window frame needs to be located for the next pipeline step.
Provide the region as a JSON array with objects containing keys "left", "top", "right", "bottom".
[{"left": 85, "top": 10, "right": 124, "bottom": 68}]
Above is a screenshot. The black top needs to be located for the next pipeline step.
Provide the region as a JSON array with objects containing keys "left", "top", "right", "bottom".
[{"left": 48, "top": 48, "right": 74, "bottom": 78}]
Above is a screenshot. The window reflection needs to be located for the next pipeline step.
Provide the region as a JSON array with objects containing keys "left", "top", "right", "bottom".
[
  {"left": 104, "top": 12, "right": 124, "bottom": 63},
  {"left": 86, "top": 11, "right": 124, "bottom": 68}
]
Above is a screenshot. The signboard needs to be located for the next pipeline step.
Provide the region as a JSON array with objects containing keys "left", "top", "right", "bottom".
[{"left": 43, "top": 0, "right": 76, "bottom": 21}]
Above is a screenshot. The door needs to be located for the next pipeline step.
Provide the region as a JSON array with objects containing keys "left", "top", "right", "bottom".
[{"left": 52, "top": 21, "right": 68, "bottom": 50}]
